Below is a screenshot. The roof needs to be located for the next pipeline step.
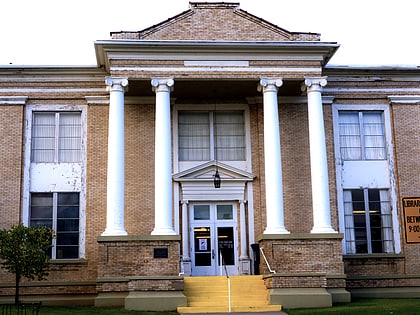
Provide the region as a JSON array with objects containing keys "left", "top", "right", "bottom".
[{"left": 110, "top": 2, "right": 320, "bottom": 42}]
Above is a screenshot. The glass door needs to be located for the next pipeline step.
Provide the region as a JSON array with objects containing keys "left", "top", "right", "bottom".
[{"left": 190, "top": 203, "right": 238, "bottom": 276}]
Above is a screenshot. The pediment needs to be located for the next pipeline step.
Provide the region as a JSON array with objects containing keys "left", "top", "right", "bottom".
[
  {"left": 111, "top": 2, "right": 319, "bottom": 42},
  {"left": 173, "top": 161, "right": 255, "bottom": 183}
]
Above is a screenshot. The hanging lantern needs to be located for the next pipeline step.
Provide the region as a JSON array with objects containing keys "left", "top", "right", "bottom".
[{"left": 214, "top": 169, "right": 221, "bottom": 188}]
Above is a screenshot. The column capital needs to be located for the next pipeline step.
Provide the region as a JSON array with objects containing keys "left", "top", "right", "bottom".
[
  {"left": 302, "top": 76, "right": 328, "bottom": 93},
  {"left": 105, "top": 77, "right": 128, "bottom": 93},
  {"left": 151, "top": 77, "right": 174, "bottom": 93},
  {"left": 258, "top": 78, "right": 283, "bottom": 93}
]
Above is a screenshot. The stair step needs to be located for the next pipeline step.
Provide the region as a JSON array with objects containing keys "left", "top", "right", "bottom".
[
  {"left": 178, "top": 275, "right": 282, "bottom": 313},
  {"left": 178, "top": 305, "right": 282, "bottom": 314}
]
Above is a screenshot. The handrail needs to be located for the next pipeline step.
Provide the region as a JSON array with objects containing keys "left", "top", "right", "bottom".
[
  {"left": 259, "top": 247, "right": 276, "bottom": 274},
  {"left": 219, "top": 250, "right": 231, "bottom": 313}
]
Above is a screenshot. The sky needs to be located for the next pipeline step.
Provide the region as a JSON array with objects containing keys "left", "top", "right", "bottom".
[{"left": 1, "top": 0, "right": 419, "bottom": 67}]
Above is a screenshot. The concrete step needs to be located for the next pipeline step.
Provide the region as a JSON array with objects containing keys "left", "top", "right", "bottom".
[{"left": 178, "top": 275, "right": 282, "bottom": 313}]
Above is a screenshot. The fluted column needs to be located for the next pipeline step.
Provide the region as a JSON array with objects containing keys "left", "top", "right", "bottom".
[
  {"left": 102, "top": 77, "right": 128, "bottom": 236},
  {"left": 303, "top": 77, "right": 336, "bottom": 233},
  {"left": 151, "top": 78, "right": 176, "bottom": 235},
  {"left": 258, "top": 78, "right": 289, "bottom": 234}
]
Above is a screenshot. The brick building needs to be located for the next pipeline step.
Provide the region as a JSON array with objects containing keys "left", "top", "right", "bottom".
[{"left": 0, "top": 2, "right": 419, "bottom": 311}]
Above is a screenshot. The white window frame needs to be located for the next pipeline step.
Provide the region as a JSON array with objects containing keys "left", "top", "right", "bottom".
[
  {"left": 173, "top": 104, "right": 252, "bottom": 173},
  {"left": 333, "top": 104, "right": 400, "bottom": 254},
  {"left": 22, "top": 105, "right": 87, "bottom": 259}
]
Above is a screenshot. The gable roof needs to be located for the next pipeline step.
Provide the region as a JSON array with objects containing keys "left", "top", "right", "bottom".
[{"left": 111, "top": 2, "right": 320, "bottom": 42}]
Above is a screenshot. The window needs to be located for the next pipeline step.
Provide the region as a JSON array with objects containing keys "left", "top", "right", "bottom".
[
  {"left": 31, "top": 112, "right": 82, "bottom": 162},
  {"left": 178, "top": 111, "right": 245, "bottom": 161},
  {"left": 343, "top": 188, "right": 393, "bottom": 254},
  {"left": 338, "top": 111, "right": 386, "bottom": 160},
  {"left": 30, "top": 192, "right": 80, "bottom": 259}
]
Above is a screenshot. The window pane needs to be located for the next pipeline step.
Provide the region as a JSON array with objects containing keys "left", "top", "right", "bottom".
[
  {"left": 56, "top": 193, "right": 79, "bottom": 259},
  {"left": 339, "top": 112, "right": 361, "bottom": 160},
  {"left": 179, "top": 112, "right": 210, "bottom": 160},
  {"left": 32, "top": 113, "right": 55, "bottom": 162},
  {"left": 217, "top": 205, "right": 233, "bottom": 220},
  {"left": 56, "top": 246, "right": 79, "bottom": 259},
  {"left": 215, "top": 112, "right": 245, "bottom": 161},
  {"left": 30, "top": 193, "right": 53, "bottom": 228},
  {"left": 59, "top": 113, "right": 81, "bottom": 162},
  {"left": 363, "top": 112, "right": 385, "bottom": 160},
  {"left": 194, "top": 205, "right": 210, "bottom": 220}
]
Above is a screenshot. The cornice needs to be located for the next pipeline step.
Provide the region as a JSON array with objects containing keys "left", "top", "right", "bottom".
[
  {"left": 0, "top": 66, "right": 107, "bottom": 82},
  {"left": 95, "top": 40, "right": 339, "bottom": 72}
]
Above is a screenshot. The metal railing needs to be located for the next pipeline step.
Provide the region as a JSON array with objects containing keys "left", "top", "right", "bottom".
[
  {"left": 219, "top": 250, "right": 231, "bottom": 313},
  {"left": 259, "top": 247, "right": 276, "bottom": 274}
]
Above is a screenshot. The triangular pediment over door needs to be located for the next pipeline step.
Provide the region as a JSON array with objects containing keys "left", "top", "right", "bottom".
[{"left": 173, "top": 161, "right": 255, "bottom": 201}]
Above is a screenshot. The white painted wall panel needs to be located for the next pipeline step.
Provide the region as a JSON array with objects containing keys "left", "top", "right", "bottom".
[
  {"left": 30, "top": 163, "right": 82, "bottom": 191},
  {"left": 341, "top": 160, "right": 390, "bottom": 188}
]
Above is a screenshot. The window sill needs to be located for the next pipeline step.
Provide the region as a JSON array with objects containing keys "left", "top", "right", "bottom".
[
  {"left": 343, "top": 253, "right": 405, "bottom": 259},
  {"left": 49, "top": 258, "right": 87, "bottom": 264}
]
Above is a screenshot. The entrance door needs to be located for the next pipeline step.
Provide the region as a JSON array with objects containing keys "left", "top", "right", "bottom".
[{"left": 190, "top": 203, "right": 238, "bottom": 276}]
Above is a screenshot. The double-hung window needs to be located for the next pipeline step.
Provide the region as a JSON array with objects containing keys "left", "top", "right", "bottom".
[
  {"left": 30, "top": 192, "right": 80, "bottom": 259},
  {"left": 31, "top": 112, "right": 82, "bottom": 163},
  {"left": 178, "top": 111, "right": 245, "bottom": 161}
]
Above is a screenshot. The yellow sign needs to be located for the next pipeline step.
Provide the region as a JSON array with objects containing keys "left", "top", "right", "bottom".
[{"left": 402, "top": 197, "right": 420, "bottom": 243}]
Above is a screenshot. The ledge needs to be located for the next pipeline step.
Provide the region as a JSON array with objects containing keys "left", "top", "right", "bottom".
[
  {"left": 0, "top": 281, "right": 95, "bottom": 287},
  {"left": 258, "top": 233, "right": 344, "bottom": 241},
  {"left": 96, "top": 276, "right": 183, "bottom": 283},
  {"left": 97, "top": 234, "right": 181, "bottom": 242},
  {"left": 343, "top": 253, "right": 405, "bottom": 259},
  {"left": 49, "top": 259, "right": 88, "bottom": 264},
  {"left": 347, "top": 274, "right": 420, "bottom": 280}
]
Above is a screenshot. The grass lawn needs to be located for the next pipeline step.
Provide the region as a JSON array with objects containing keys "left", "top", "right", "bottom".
[
  {"left": 285, "top": 298, "right": 420, "bottom": 315},
  {"left": 34, "top": 299, "right": 420, "bottom": 314}
]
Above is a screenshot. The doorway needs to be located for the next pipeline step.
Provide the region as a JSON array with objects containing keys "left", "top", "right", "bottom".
[{"left": 190, "top": 203, "right": 238, "bottom": 276}]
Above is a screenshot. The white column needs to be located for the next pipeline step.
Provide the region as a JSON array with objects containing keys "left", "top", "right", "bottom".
[
  {"left": 151, "top": 78, "right": 176, "bottom": 235},
  {"left": 239, "top": 200, "right": 248, "bottom": 259},
  {"left": 258, "top": 78, "right": 289, "bottom": 234},
  {"left": 102, "top": 77, "right": 128, "bottom": 236},
  {"left": 303, "top": 77, "right": 336, "bottom": 233}
]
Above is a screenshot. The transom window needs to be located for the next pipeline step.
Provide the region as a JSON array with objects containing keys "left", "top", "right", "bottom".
[
  {"left": 338, "top": 111, "right": 386, "bottom": 160},
  {"left": 343, "top": 188, "right": 393, "bottom": 254},
  {"left": 178, "top": 111, "right": 245, "bottom": 161},
  {"left": 31, "top": 112, "right": 82, "bottom": 162},
  {"left": 30, "top": 192, "right": 80, "bottom": 259}
]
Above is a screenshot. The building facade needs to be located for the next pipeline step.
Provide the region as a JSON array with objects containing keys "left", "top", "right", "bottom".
[{"left": 0, "top": 2, "right": 419, "bottom": 310}]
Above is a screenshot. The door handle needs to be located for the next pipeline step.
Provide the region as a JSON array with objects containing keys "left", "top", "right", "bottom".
[{"left": 212, "top": 249, "right": 215, "bottom": 259}]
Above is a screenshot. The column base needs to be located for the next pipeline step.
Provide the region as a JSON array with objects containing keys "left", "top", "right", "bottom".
[
  {"left": 310, "top": 226, "right": 337, "bottom": 234},
  {"left": 101, "top": 227, "right": 128, "bottom": 236},
  {"left": 263, "top": 227, "right": 290, "bottom": 234},
  {"left": 151, "top": 227, "right": 177, "bottom": 235}
]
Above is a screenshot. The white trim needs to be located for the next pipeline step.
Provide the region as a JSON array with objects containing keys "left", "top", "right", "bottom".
[
  {"left": 388, "top": 95, "right": 420, "bottom": 104},
  {"left": 184, "top": 60, "right": 249, "bottom": 67},
  {"left": 0, "top": 88, "right": 105, "bottom": 93},
  {"left": 22, "top": 105, "right": 87, "bottom": 259},
  {"left": 332, "top": 104, "right": 400, "bottom": 254},
  {"left": 0, "top": 96, "right": 28, "bottom": 105},
  {"left": 325, "top": 88, "right": 420, "bottom": 93},
  {"left": 110, "top": 66, "right": 321, "bottom": 73}
]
